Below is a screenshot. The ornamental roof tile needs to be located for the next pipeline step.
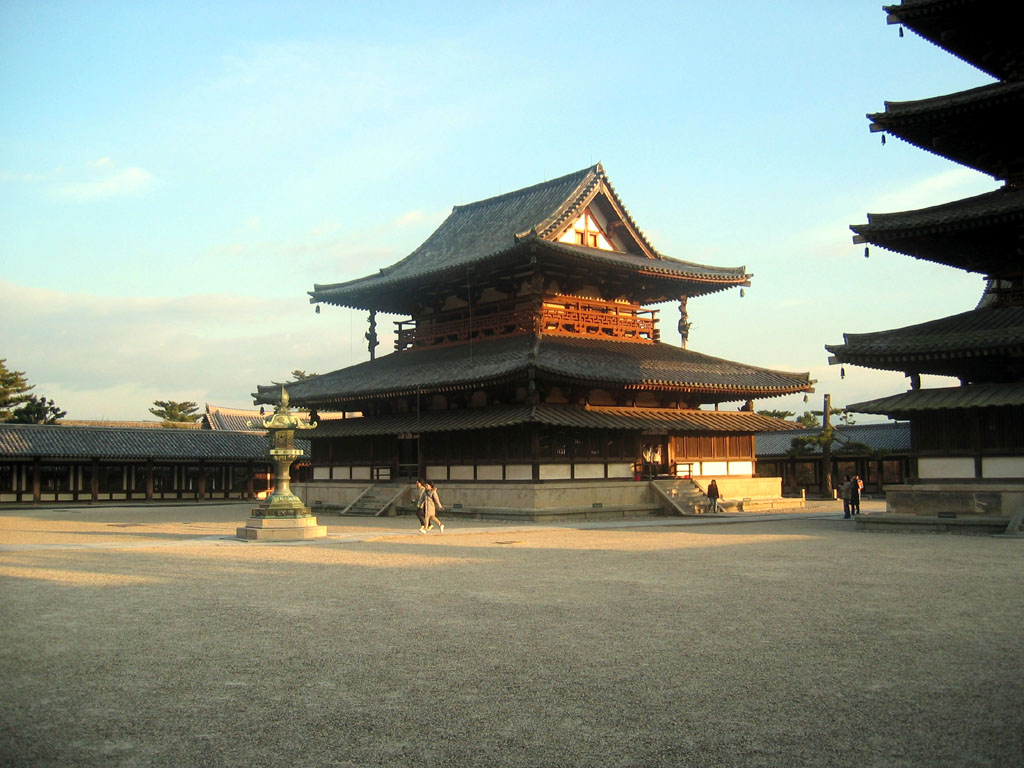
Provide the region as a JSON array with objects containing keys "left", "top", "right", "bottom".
[
  {"left": 0, "top": 423, "right": 286, "bottom": 461},
  {"left": 309, "top": 404, "right": 797, "bottom": 438},
  {"left": 825, "top": 305, "right": 1024, "bottom": 371},
  {"left": 755, "top": 422, "right": 910, "bottom": 457},
  {"left": 254, "top": 335, "right": 812, "bottom": 407},
  {"left": 848, "top": 383, "right": 1024, "bottom": 415}
]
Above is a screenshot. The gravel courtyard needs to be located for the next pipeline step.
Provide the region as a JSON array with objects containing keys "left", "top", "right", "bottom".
[{"left": 1, "top": 503, "right": 1021, "bottom": 767}]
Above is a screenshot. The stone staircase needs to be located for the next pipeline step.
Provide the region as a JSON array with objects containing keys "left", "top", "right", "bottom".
[
  {"left": 650, "top": 479, "right": 710, "bottom": 515},
  {"left": 341, "top": 483, "right": 409, "bottom": 516}
]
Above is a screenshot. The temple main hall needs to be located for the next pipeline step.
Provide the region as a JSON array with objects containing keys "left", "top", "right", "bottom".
[{"left": 255, "top": 165, "right": 812, "bottom": 515}]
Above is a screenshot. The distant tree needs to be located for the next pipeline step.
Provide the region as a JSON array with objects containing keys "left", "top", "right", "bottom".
[
  {"left": 149, "top": 400, "right": 200, "bottom": 422},
  {"left": 1, "top": 358, "right": 34, "bottom": 420},
  {"left": 757, "top": 409, "right": 795, "bottom": 420},
  {"left": 837, "top": 410, "right": 857, "bottom": 426},
  {"left": 796, "top": 411, "right": 821, "bottom": 428},
  {"left": 9, "top": 395, "right": 66, "bottom": 424},
  {"left": 290, "top": 370, "right": 318, "bottom": 380}
]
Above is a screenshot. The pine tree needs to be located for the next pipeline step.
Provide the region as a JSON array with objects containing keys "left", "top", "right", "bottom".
[
  {"left": 1, "top": 358, "right": 36, "bottom": 421},
  {"left": 9, "top": 395, "right": 66, "bottom": 424},
  {"left": 149, "top": 400, "right": 200, "bottom": 422}
]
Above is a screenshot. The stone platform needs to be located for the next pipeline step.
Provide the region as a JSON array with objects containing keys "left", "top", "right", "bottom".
[{"left": 235, "top": 513, "right": 327, "bottom": 541}]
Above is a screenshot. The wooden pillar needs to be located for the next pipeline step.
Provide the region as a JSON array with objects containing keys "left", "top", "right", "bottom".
[
  {"left": 91, "top": 458, "right": 100, "bottom": 502},
  {"left": 32, "top": 458, "right": 41, "bottom": 503},
  {"left": 145, "top": 460, "right": 154, "bottom": 501},
  {"left": 246, "top": 461, "right": 255, "bottom": 500},
  {"left": 530, "top": 428, "right": 540, "bottom": 481},
  {"left": 198, "top": 461, "right": 207, "bottom": 501}
]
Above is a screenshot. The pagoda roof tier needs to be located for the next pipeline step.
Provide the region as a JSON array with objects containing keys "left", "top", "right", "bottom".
[
  {"left": 884, "top": 0, "right": 1024, "bottom": 81},
  {"left": 850, "top": 185, "right": 1024, "bottom": 274},
  {"left": 306, "top": 404, "right": 800, "bottom": 438},
  {"left": 253, "top": 335, "right": 812, "bottom": 409},
  {"left": 867, "top": 81, "right": 1024, "bottom": 181},
  {"left": 825, "top": 304, "right": 1024, "bottom": 377},
  {"left": 848, "top": 382, "right": 1024, "bottom": 416},
  {"left": 310, "top": 165, "right": 750, "bottom": 314}
]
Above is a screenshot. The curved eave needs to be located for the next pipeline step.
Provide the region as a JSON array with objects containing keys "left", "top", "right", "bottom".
[
  {"left": 310, "top": 240, "right": 752, "bottom": 312},
  {"left": 848, "top": 383, "right": 1024, "bottom": 416},
  {"left": 883, "top": 1, "right": 1023, "bottom": 81},
  {"left": 867, "top": 83, "right": 1024, "bottom": 180},
  {"left": 850, "top": 187, "right": 1024, "bottom": 272}
]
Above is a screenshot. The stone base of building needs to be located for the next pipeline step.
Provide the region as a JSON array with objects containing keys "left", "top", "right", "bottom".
[
  {"left": 303, "top": 477, "right": 793, "bottom": 521},
  {"left": 856, "top": 514, "right": 1011, "bottom": 534},
  {"left": 236, "top": 513, "right": 327, "bottom": 541},
  {"left": 858, "top": 482, "right": 1024, "bottom": 535}
]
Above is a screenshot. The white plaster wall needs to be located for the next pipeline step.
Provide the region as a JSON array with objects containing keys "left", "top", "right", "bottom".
[
  {"left": 505, "top": 465, "right": 532, "bottom": 480},
  {"left": 426, "top": 465, "right": 447, "bottom": 480},
  {"left": 313, "top": 466, "right": 331, "bottom": 480},
  {"left": 727, "top": 461, "right": 754, "bottom": 476},
  {"left": 539, "top": 464, "right": 572, "bottom": 480},
  {"left": 701, "top": 461, "right": 728, "bottom": 476},
  {"left": 573, "top": 464, "right": 604, "bottom": 479},
  {"left": 608, "top": 462, "right": 634, "bottom": 478},
  {"left": 918, "top": 457, "right": 975, "bottom": 479},
  {"left": 477, "top": 465, "right": 503, "bottom": 480},
  {"left": 449, "top": 466, "right": 474, "bottom": 481},
  {"left": 352, "top": 466, "right": 371, "bottom": 480},
  {"left": 982, "top": 456, "right": 1024, "bottom": 479}
]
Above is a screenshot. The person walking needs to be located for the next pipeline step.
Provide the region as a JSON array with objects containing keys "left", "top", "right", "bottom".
[
  {"left": 421, "top": 481, "right": 445, "bottom": 534},
  {"left": 850, "top": 475, "right": 862, "bottom": 516},
  {"left": 706, "top": 479, "right": 721, "bottom": 514},
  {"left": 414, "top": 479, "right": 428, "bottom": 530},
  {"left": 840, "top": 475, "right": 852, "bottom": 519}
]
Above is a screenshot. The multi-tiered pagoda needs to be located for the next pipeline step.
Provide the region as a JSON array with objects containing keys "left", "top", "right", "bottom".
[
  {"left": 257, "top": 165, "right": 811, "bottom": 515},
  {"left": 827, "top": 0, "right": 1024, "bottom": 530}
]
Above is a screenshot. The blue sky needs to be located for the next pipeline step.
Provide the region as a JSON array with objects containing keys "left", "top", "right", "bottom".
[{"left": 0, "top": 1, "right": 997, "bottom": 421}]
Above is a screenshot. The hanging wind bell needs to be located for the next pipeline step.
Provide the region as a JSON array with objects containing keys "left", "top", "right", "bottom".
[
  {"left": 881, "top": 133, "right": 886, "bottom": 145},
  {"left": 864, "top": 246, "right": 870, "bottom": 258},
  {"left": 899, "top": 26, "right": 904, "bottom": 37},
  {"left": 841, "top": 367, "right": 846, "bottom": 380}
]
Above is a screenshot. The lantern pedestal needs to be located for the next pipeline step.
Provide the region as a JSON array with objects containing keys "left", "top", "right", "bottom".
[
  {"left": 235, "top": 396, "right": 326, "bottom": 541},
  {"left": 236, "top": 514, "right": 327, "bottom": 541}
]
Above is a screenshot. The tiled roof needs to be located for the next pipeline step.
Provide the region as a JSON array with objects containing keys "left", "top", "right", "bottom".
[
  {"left": 310, "top": 404, "right": 798, "bottom": 438},
  {"left": 848, "top": 383, "right": 1024, "bottom": 415},
  {"left": 756, "top": 422, "right": 911, "bottom": 457},
  {"left": 825, "top": 304, "right": 1024, "bottom": 372},
  {"left": 309, "top": 165, "right": 750, "bottom": 311},
  {"left": 884, "top": 0, "right": 1023, "bottom": 81},
  {"left": 254, "top": 335, "right": 813, "bottom": 407},
  {"left": 869, "top": 82, "right": 1023, "bottom": 185},
  {"left": 58, "top": 419, "right": 194, "bottom": 430},
  {"left": 0, "top": 423, "right": 290, "bottom": 460},
  {"left": 202, "top": 404, "right": 266, "bottom": 432},
  {"left": 850, "top": 186, "right": 1024, "bottom": 273}
]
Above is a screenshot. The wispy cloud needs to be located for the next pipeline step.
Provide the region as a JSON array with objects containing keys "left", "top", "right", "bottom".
[
  {"left": 0, "top": 281, "right": 370, "bottom": 419},
  {"left": 54, "top": 164, "right": 155, "bottom": 201},
  {"left": 868, "top": 168, "right": 998, "bottom": 213}
]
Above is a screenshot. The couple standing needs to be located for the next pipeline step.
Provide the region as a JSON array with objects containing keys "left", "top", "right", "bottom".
[{"left": 415, "top": 479, "right": 445, "bottom": 534}]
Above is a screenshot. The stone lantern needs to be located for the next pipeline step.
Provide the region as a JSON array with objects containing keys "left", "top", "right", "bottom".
[{"left": 236, "top": 387, "right": 327, "bottom": 540}]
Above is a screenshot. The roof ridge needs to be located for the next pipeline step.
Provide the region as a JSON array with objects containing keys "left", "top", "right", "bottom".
[{"left": 452, "top": 165, "right": 599, "bottom": 212}]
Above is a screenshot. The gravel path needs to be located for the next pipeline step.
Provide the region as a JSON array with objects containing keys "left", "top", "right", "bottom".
[{"left": 1, "top": 502, "right": 1020, "bottom": 767}]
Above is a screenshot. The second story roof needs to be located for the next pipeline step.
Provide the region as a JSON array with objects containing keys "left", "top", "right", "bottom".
[{"left": 309, "top": 165, "right": 751, "bottom": 313}]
